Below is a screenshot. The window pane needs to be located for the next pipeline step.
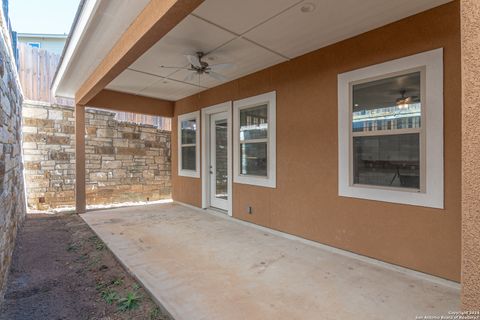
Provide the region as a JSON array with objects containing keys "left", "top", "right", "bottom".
[
  {"left": 352, "top": 72, "right": 421, "bottom": 133},
  {"left": 181, "top": 146, "right": 196, "bottom": 171},
  {"left": 215, "top": 120, "right": 228, "bottom": 200},
  {"left": 240, "top": 142, "right": 267, "bottom": 176},
  {"left": 240, "top": 105, "right": 268, "bottom": 141},
  {"left": 353, "top": 134, "right": 420, "bottom": 189},
  {"left": 181, "top": 119, "right": 196, "bottom": 144}
]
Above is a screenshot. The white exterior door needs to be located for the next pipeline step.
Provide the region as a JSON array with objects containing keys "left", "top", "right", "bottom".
[{"left": 209, "top": 112, "right": 229, "bottom": 211}]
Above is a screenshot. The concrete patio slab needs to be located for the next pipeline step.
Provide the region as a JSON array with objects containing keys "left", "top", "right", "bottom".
[{"left": 81, "top": 202, "right": 460, "bottom": 320}]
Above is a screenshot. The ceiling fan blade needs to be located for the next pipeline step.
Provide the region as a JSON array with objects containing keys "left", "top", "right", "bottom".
[
  {"left": 207, "top": 71, "right": 227, "bottom": 82},
  {"left": 184, "top": 72, "right": 197, "bottom": 83},
  {"left": 160, "top": 65, "right": 190, "bottom": 70},
  {"left": 185, "top": 54, "right": 202, "bottom": 68},
  {"left": 208, "top": 63, "right": 233, "bottom": 71}
]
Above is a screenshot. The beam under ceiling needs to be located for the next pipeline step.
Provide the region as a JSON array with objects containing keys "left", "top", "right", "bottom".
[
  {"left": 88, "top": 89, "right": 174, "bottom": 118},
  {"left": 75, "top": 0, "right": 204, "bottom": 106},
  {"left": 87, "top": 89, "right": 174, "bottom": 117}
]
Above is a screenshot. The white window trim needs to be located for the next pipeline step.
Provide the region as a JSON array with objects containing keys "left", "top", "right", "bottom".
[
  {"left": 178, "top": 111, "right": 200, "bottom": 178},
  {"left": 338, "top": 48, "right": 444, "bottom": 209},
  {"left": 233, "top": 91, "right": 276, "bottom": 188}
]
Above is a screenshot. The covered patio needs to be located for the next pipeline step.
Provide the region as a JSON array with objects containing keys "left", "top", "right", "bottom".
[
  {"left": 51, "top": 0, "right": 480, "bottom": 313},
  {"left": 82, "top": 202, "right": 459, "bottom": 320}
]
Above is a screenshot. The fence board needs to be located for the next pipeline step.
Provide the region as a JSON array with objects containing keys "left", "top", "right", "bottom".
[{"left": 17, "top": 43, "right": 171, "bottom": 130}]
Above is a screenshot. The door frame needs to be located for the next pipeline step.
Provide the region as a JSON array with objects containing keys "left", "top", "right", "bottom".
[{"left": 201, "top": 101, "right": 233, "bottom": 216}]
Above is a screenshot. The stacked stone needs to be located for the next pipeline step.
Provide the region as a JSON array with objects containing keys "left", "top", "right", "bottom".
[
  {"left": 84, "top": 108, "right": 171, "bottom": 205},
  {"left": 0, "top": 26, "right": 26, "bottom": 300},
  {"left": 22, "top": 103, "right": 171, "bottom": 211},
  {"left": 22, "top": 103, "right": 75, "bottom": 209}
]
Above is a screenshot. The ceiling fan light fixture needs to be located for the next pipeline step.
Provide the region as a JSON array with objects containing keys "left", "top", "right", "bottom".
[
  {"left": 164, "top": 51, "right": 233, "bottom": 84},
  {"left": 396, "top": 97, "right": 411, "bottom": 109},
  {"left": 396, "top": 89, "right": 412, "bottom": 109}
]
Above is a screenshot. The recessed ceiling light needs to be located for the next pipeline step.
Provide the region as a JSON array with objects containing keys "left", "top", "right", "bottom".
[{"left": 300, "top": 2, "right": 316, "bottom": 13}]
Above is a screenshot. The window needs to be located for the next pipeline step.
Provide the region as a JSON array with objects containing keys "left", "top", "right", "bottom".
[
  {"left": 352, "top": 71, "right": 422, "bottom": 190},
  {"left": 338, "top": 49, "right": 444, "bottom": 208},
  {"left": 234, "top": 91, "right": 276, "bottom": 188},
  {"left": 178, "top": 111, "right": 200, "bottom": 178},
  {"left": 27, "top": 42, "right": 41, "bottom": 48}
]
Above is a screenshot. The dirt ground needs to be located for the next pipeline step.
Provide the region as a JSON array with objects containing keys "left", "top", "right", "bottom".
[{"left": 0, "top": 214, "right": 172, "bottom": 320}]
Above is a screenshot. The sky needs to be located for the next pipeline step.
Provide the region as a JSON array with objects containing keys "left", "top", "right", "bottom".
[{"left": 9, "top": 0, "right": 80, "bottom": 34}]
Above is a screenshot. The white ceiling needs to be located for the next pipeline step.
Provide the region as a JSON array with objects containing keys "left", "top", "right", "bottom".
[{"left": 105, "top": 0, "right": 452, "bottom": 101}]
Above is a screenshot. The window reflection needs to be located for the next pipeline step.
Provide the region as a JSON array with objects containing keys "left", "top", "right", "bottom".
[
  {"left": 181, "top": 119, "right": 196, "bottom": 144},
  {"left": 352, "top": 71, "right": 422, "bottom": 189},
  {"left": 239, "top": 104, "right": 269, "bottom": 177},
  {"left": 181, "top": 119, "right": 197, "bottom": 171},
  {"left": 240, "top": 105, "right": 268, "bottom": 141},
  {"left": 352, "top": 72, "right": 421, "bottom": 133}
]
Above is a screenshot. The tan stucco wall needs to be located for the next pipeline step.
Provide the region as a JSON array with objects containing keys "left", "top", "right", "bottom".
[
  {"left": 460, "top": 0, "right": 480, "bottom": 310},
  {"left": 172, "top": 2, "right": 462, "bottom": 281}
]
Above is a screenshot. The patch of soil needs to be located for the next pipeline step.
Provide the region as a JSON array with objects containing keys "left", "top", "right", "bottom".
[{"left": 0, "top": 214, "right": 172, "bottom": 320}]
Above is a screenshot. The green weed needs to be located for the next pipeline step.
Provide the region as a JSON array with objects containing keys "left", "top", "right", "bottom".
[
  {"left": 95, "top": 281, "right": 107, "bottom": 291},
  {"left": 66, "top": 243, "right": 79, "bottom": 252},
  {"left": 111, "top": 278, "right": 124, "bottom": 286},
  {"left": 101, "top": 289, "right": 119, "bottom": 305},
  {"left": 117, "top": 291, "right": 142, "bottom": 312},
  {"left": 89, "top": 236, "right": 106, "bottom": 251},
  {"left": 88, "top": 256, "right": 101, "bottom": 268},
  {"left": 74, "top": 254, "right": 88, "bottom": 263},
  {"left": 149, "top": 307, "right": 162, "bottom": 320}
]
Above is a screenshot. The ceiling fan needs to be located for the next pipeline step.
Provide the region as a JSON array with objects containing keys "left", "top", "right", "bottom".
[
  {"left": 160, "top": 52, "right": 233, "bottom": 83},
  {"left": 395, "top": 88, "right": 419, "bottom": 109}
]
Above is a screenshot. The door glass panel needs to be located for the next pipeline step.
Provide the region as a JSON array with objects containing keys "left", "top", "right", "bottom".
[{"left": 215, "top": 119, "right": 228, "bottom": 200}]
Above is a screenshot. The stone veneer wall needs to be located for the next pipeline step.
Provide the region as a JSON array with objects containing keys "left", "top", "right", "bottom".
[
  {"left": 22, "top": 102, "right": 171, "bottom": 211},
  {"left": 0, "top": 13, "right": 26, "bottom": 300}
]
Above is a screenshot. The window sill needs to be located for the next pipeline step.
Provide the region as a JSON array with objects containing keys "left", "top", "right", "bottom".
[
  {"left": 178, "top": 170, "right": 200, "bottom": 178},
  {"left": 234, "top": 175, "right": 276, "bottom": 188},
  {"left": 339, "top": 184, "right": 443, "bottom": 209}
]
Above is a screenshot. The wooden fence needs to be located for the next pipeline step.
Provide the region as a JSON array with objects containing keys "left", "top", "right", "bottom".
[
  {"left": 17, "top": 43, "right": 171, "bottom": 130},
  {"left": 18, "top": 42, "right": 73, "bottom": 106},
  {"left": 114, "top": 112, "right": 171, "bottom": 130}
]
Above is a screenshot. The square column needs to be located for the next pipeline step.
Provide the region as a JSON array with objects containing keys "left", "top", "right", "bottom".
[
  {"left": 75, "top": 104, "right": 86, "bottom": 214},
  {"left": 461, "top": 0, "right": 480, "bottom": 310}
]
